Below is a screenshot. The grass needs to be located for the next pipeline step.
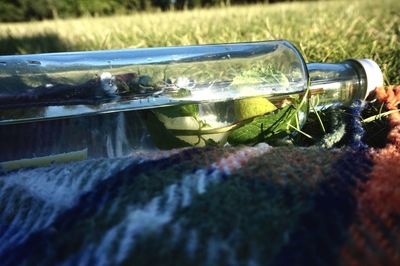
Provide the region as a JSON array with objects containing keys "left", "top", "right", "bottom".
[{"left": 0, "top": 0, "right": 398, "bottom": 84}]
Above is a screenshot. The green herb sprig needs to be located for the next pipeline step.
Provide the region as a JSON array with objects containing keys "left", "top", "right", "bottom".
[{"left": 228, "top": 89, "right": 310, "bottom": 145}]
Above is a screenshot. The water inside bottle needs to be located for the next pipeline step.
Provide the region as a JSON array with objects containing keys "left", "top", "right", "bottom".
[{"left": 0, "top": 89, "right": 308, "bottom": 163}]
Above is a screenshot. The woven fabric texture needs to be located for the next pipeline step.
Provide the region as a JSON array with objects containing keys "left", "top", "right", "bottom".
[{"left": 0, "top": 87, "right": 399, "bottom": 266}]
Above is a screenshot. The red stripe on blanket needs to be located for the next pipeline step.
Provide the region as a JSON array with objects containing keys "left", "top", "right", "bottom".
[{"left": 340, "top": 86, "right": 400, "bottom": 266}]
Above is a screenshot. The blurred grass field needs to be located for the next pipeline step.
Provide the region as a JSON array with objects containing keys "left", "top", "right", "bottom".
[{"left": 0, "top": 0, "right": 399, "bottom": 83}]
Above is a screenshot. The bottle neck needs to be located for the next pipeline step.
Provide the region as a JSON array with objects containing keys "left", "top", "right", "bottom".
[{"left": 307, "top": 60, "right": 367, "bottom": 110}]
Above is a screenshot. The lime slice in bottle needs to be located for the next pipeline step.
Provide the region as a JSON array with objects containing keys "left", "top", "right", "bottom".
[{"left": 234, "top": 96, "right": 277, "bottom": 121}]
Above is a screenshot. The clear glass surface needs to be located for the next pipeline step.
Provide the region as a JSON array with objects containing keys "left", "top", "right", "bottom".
[
  {"left": 0, "top": 40, "right": 311, "bottom": 164},
  {"left": 308, "top": 61, "right": 367, "bottom": 109}
]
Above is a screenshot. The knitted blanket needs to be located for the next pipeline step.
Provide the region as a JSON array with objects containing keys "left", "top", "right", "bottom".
[{"left": 0, "top": 87, "right": 399, "bottom": 266}]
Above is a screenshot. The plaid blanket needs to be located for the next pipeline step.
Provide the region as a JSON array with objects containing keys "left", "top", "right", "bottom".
[{"left": 0, "top": 87, "right": 399, "bottom": 266}]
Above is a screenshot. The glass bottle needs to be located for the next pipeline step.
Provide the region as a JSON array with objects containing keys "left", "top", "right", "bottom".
[{"left": 0, "top": 41, "right": 383, "bottom": 168}]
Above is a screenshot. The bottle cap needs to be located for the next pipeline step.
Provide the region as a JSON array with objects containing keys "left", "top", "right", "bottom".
[{"left": 351, "top": 59, "right": 384, "bottom": 99}]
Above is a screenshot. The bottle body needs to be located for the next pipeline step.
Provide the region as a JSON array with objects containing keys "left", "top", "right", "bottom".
[{"left": 0, "top": 40, "right": 311, "bottom": 164}]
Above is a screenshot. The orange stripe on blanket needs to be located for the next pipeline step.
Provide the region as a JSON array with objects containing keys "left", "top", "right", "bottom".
[{"left": 340, "top": 86, "right": 400, "bottom": 266}]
